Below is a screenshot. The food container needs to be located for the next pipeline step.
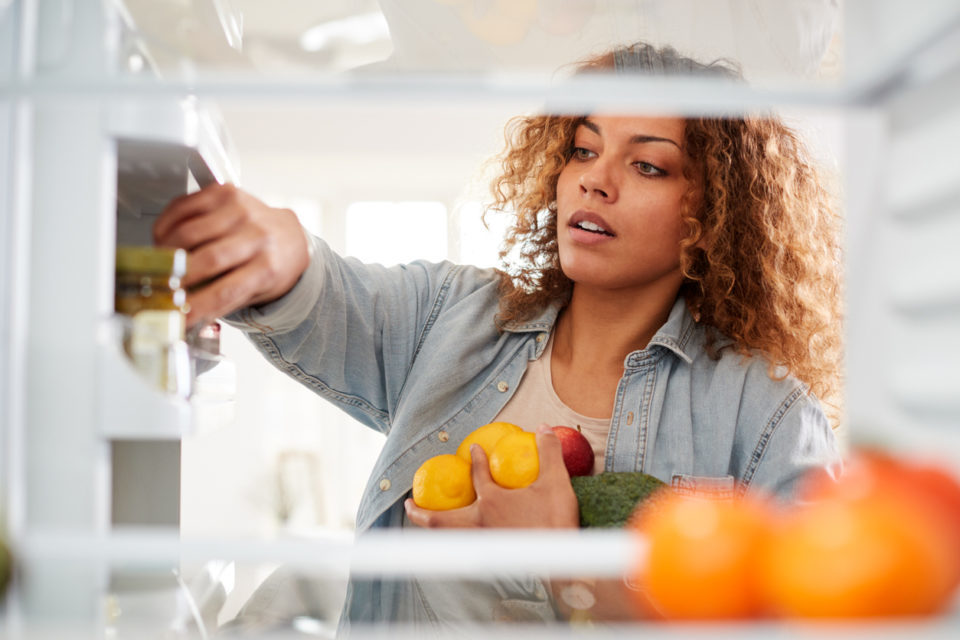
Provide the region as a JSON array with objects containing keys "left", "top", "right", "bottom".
[
  {"left": 115, "top": 245, "right": 188, "bottom": 316},
  {"left": 115, "top": 246, "right": 191, "bottom": 396}
]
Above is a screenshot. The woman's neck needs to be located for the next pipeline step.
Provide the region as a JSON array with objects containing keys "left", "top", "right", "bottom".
[{"left": 552, "top": 282, "right": 681, "bottom": 377}]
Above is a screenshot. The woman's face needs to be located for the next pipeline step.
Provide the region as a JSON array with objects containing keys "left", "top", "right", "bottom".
[{"left": 555, "top": 115, "right": 695, "bottom": 295}]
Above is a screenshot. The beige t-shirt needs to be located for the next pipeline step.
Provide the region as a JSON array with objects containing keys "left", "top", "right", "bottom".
[{"left": 493, "top": 333, "right": 610, "bottom": 475}]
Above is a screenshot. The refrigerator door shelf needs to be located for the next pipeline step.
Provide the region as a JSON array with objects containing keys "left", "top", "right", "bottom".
[
  {"left": 98, "top": 313, "right": 191, "bottom": 439},
  {"left": 98, "top": 315, "right": 236, "bottom": 439},
  {"left": 113, "top": 97, "right": 238, "bottom": 245},
  {"left": 108, "top": 97, "right": 236, "bottom": 180}
]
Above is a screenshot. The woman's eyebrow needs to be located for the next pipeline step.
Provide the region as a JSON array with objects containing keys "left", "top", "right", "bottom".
[{"left": 581, "top": 118, "right": 681, "bottom": 149}]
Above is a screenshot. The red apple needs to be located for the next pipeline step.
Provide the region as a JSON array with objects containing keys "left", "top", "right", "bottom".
[{"left": 552, "top": 425, "right": 595, "bottom": 477}]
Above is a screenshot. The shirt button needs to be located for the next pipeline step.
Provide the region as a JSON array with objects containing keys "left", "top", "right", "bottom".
[
  {"left": 379, "top": 478, "right": 391, "bottom": 491},
  {"left": 497, "top": 380, "right": 509, "bottom": 392},
  {"left": 560, "top": 581, "right": 597, "bottom": 610},
  {"left": 438, "top": 430, "right": 449, "bottom": 442},
  {"left": 536, "top": 332, "right": 547, "bottom": 343}
]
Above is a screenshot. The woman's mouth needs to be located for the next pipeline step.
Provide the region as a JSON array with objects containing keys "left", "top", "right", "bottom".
[
  {"left": 568, "top": 211, "right": 616, "bottom": 244},
  {"left": 573, "top": 219, "right": 614, "bottom": 236}
]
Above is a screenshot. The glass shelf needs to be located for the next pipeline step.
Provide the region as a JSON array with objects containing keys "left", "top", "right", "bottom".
[
  {"left": 103, "top": 0, "right": 960, "bottom": 99},
  {"left": 14, "top": 527, "right": 960, "bottom": 638},
  {"left": 113, "top": 0, "right": 843, "bottom": 82}
]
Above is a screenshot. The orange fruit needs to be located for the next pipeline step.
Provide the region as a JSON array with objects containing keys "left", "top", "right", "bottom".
[
  {"left": 795, "top": 448, "right": 899, "bottom": 503},
  {"left": 488, "top": 431, "right": 539, "bottom": 489},
  {"left": 759, "top": 487, "right": 952, "bottom": 618},
  {"left": 899, "top": 463, "right": 960, "bottom": 591},
  {"left": 411, "top": 454, "right": 477, "bottom": 511},
  {"left": 456, "top": 421, "right": 522, "bottom": 462},
  {"left": 796, "top": 448, "right": 960, "bottom": 603},
  {"left": 633, "top": 492, "right": 772, "bottom": 619}
]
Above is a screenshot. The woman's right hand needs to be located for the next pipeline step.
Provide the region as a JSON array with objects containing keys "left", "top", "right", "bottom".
[{"left": 153, "top": 183, "right": 310, "bottom": 327}]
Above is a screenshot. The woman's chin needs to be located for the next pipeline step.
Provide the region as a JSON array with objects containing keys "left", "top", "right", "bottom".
[{"left": 560, "top": 255, "right": 617, "bottom": 287}]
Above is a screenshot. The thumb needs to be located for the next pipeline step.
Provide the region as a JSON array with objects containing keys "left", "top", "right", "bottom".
[
  {"left": 534, "top": 425, "right": 569, "bottom": 482},
  {"left": 469, "top": 444, "right": 497, "bottom": 495}
]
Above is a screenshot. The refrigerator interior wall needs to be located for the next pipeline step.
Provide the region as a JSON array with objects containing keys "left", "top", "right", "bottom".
[
  {"left": 0, "top": 6, "right": 18, "bottom": 589},
  {"left": 1, "top": 2, "right": 14, "bottom": 528},
  {"left": 845, "top": 61, "right": 960, "bottom": 461}
]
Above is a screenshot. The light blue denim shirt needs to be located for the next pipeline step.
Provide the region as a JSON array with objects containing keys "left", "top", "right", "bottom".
[{"left": 228, "top": 233, "right": 841, "bottom": 627}]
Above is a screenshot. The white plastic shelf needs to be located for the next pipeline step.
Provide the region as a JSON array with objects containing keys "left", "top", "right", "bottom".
[
  {"left": 97, "top": 317, "right": 191, "bottom": 440},
  {"left": 103, "top": 93, "right": 239, "bottom": 440},
  {"left": 111, "top": 96, "right": 237, "bottom": 240},
  {"left": 108, "top": 97, "right": 236, "bottom": 184},
  {"left": 97, "top": 317, "right": 237, "bottom": 440}
]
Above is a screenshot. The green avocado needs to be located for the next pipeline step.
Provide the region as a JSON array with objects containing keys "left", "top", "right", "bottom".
[{"left": 571, "top": 471, "right": 667, "bottom": 528}]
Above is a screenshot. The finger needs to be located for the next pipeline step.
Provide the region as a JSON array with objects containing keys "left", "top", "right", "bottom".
[
  {"left": 181, "top": 223, "right": 266, "bottom": 289},
  {"left": 183, "top": 258, "right": 271, "bottom": 326},
  {"left": 153, "top": 183, "right": 234, "bottom": 244},
  {"left": 469, "top": 444, "right": 498, "bottom": 495},
  {"left": 159, "top": 201, "right": 249, "bottom": 252},
  {"left": 533, "top": 425, "right": 570, "bottom": 484},
  {"left": 403, "top": 498, "right": 479, "bottom": 529}
]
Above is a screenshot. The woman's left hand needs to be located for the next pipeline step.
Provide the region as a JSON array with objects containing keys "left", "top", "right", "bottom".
[{"left": 404, "top": 425, "right": 579, "bottom": 529}]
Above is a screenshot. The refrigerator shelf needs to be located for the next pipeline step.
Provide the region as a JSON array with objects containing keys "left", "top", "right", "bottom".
[
  {"left": 15, "top": 527, "right": 960, "bottom": 637},
  {"left": 97, "top": 316, "right": 236, "bottom": 440},
  {"left": 106, "top": 0, "right": 960, "bottom": 102},
  {"left": 97, "top": 316, "right": 190, "bottom": 440},
  {"left": 112, "top": 96, "right": 237, "bottom": 241}
]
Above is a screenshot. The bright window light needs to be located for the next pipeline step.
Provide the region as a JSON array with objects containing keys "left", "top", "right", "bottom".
[
  {"left": 262, "top": 195, "right": 323, "bottom": 237},
  {"left": 458, "top": 201, "right": 512, "bottom": 269},
  {"left": 345, "top": 201, "right": 448, "bottom": 266}
]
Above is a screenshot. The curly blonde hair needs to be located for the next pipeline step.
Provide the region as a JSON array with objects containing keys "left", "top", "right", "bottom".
[{"left": 488, "top": 43, "right": 844, "bottom": 424}]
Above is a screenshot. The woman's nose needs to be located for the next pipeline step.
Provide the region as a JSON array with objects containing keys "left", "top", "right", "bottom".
[{"left": 579, "top": 160, "right": 617, "bottom": 201}]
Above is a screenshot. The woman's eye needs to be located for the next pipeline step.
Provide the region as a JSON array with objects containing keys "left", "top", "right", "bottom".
[
  {"left": 635, "top": 161, "right": 666, "bottom": 176},
  {"left": 572, "top": 147, "right": 595, "bottom": 161}
]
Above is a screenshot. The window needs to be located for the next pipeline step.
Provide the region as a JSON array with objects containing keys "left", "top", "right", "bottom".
[
  {"left": 456, "top": 200, "right": 511, "bottom": 269},
  {"left": 345, "top": 201, "right": 448, "bottom": 265}
]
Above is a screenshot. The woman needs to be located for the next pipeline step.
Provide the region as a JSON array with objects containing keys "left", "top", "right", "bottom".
[{"left": 154, "top": 43, "right": 843, "bottom": 627}]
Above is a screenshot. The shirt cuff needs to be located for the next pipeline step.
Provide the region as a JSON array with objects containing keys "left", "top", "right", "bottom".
[{"left": 223, "top": 229, "right": 324, "bottom": 335}]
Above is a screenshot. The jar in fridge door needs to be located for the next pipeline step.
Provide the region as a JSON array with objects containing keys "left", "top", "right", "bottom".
[
  {"left": 114, "top": 246, "right": 191, "bottom": 397},
  {"left": 114, "top": 245, "right": 188, "bottom": 316}
]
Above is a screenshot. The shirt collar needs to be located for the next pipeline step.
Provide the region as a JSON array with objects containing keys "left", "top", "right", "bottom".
[
  {"left": 501, "top": 303, "right": 561, "bottom": 334},
  {"left": 643, "top": 295, "right": 697, "bottom": 365},
  {"left": 505, "top": 296, "right": 697, "bottom": 365}
]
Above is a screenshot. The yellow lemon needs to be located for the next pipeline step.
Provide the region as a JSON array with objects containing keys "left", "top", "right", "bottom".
[
  {"left": 456, "top": 421, "right": 523, "bottom": 462},
  {"left": 412, "top": 454, "right": 477, "bottom": 511},
  {"left": 489, "top": 431, "right": 539, "bottom": 489}
]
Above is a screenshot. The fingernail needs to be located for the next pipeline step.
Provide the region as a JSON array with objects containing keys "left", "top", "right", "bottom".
[{"left": 536, "top": 424, "right": 552, "bottom": 434}]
